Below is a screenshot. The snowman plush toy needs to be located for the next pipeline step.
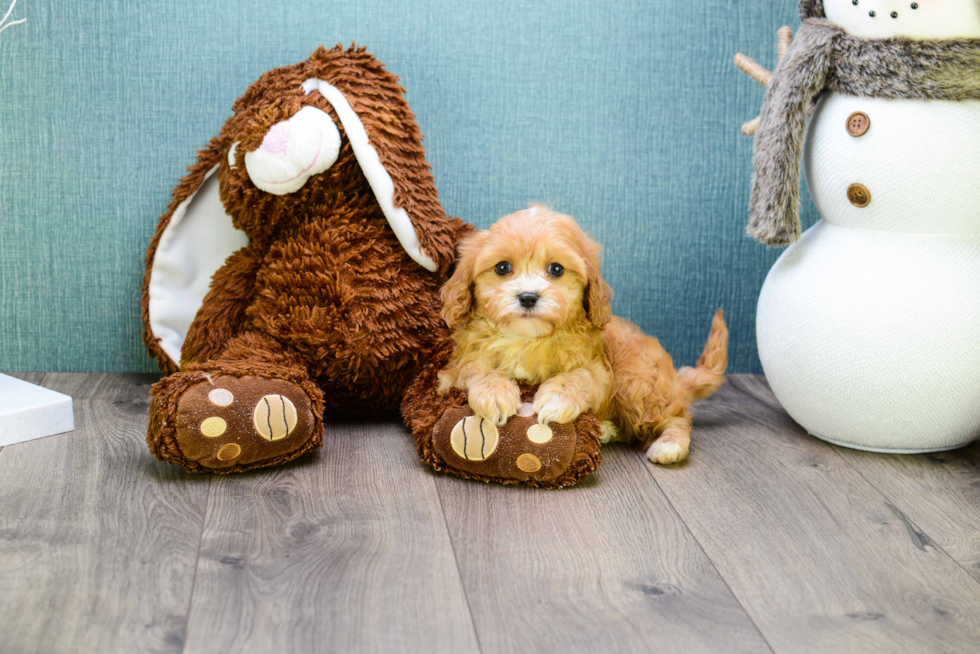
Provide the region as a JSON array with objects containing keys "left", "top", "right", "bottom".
[{"left": 739, "top": 0, "right": 980, "bottom": 452}]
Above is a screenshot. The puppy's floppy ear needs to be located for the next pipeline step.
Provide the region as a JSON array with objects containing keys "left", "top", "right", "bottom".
[
  {"left": 581, "top": 235, "right": 612, "bottom": 329},
  {"left": 441, "top": 230, "right": 488, "bottom": 329}
]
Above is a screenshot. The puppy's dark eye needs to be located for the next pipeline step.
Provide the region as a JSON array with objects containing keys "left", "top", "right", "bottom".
[
  {"left": 548, "top": 263, "right": 565, "bottom": 278},
  {"left": 494, "top": 262, "right": 512, "bottom": 276}
]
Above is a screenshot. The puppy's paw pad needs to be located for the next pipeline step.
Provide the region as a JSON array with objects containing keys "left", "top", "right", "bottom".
[{"left": 647, "top": 441, "right": 688, "bottom": 465}]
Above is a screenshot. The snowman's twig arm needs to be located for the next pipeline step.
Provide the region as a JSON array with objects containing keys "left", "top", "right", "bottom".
[
  {"left": 735, "top": 27, "right": 794, "bottom": 136},
  {"left": 778, "top": 27, "right": 794, "bottom": 61},
  {"left": 734, "top": 54, "right": 772, "bottom": 87}
]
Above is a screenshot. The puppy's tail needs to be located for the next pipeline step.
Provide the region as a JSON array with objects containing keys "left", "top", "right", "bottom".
[{"left": 677, "top": 310, "right": 728, "bottom": 403}]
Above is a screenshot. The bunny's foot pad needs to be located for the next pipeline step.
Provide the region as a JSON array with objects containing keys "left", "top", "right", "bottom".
[
  {"left": 148, "top": 373, "right": 323, "bottom": 474},
  {"left": 404, "top": 376, "right": 602, "bottom": 489}
]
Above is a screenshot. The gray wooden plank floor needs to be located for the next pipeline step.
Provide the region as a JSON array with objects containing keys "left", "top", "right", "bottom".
[
  {"left": 182, "top": 422, "right": 480, "bottom": 654},
  {"left": 0, "top": 373, "right": 208, "bottom": 654},
  {"left": 1, "top": 373, "right": 978, "bottom": 654}
]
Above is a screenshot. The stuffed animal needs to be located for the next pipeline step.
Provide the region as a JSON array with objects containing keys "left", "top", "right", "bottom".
[
  {"left": 736, "top": 1, "right": 980, "bottom": 452},
  {"left": 142, "top": 45, "right": 473, "bottom": 472},
  {"left": 142, "top": 45, "right": 606, "bottom": 485}
]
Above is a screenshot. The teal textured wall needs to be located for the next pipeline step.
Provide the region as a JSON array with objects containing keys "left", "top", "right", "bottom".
[{"left": 0, "top": 0, "right": 816, "bottom": 373}]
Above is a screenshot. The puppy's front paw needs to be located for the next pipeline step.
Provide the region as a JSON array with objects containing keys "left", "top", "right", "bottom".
[
  {"left": 533, "top": 383, "right": 589, "bottom": 426},
  {"left": 468, "top": 378, "right": 522, "bottom": 426},
  {"left": 599, "top": 420, "right": 620, "bottom": 444},
  {"left": 647, "top": 440, "right": 689, "bottom": 465}
]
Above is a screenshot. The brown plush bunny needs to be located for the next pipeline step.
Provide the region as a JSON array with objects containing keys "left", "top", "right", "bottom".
[
  {"left": 142, "top": 45, "right": 472, "bottom": 473},
  {"left": 143, "top": 44, "right": 603, "bottom": 486}
]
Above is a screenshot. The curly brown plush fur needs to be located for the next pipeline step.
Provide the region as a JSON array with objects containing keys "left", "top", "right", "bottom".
[
  {"left": 748, "top": 5, "right": 980, "bottom": 246},
  {"left": 142, "top": 46, "right": 473, "bottom": 472}
]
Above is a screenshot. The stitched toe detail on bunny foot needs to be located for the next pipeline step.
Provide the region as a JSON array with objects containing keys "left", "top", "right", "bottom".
[
  {"left": 174, "top": 376, "right": 318, "bottom": 471},
  {"left": 429, "top": 390, "right": 602, "bottom": 488}
]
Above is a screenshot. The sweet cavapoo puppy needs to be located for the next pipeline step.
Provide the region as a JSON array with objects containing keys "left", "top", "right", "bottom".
[{"left": 437, "top": 206, "right": 728, "bottom": 464}]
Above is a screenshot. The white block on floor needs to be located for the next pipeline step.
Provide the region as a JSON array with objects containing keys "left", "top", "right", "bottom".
[{"left": 0, "top": 374, "right": 75, "bottom": 446}]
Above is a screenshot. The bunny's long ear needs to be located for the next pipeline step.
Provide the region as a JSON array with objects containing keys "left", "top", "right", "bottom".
[
  {"left": 301, "top": 77, "right": 451, "bottom": 273},
  {"left": 141, "top": 138, "right": 249, "bottom": 373},
  {"left": 301, "top": 48, "right": 463, "bottom": 275}
]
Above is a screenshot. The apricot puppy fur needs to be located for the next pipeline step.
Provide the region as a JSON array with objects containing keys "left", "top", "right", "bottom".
[{"left": 437, "top": 206, "right": 728, "bottom": 464}]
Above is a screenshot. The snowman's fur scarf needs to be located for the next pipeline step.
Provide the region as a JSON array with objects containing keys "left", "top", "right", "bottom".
[
  {"left": 799, "top": 0, "right": 825, "bottom": 17},
  {"left": 749, "top": 15, "right": 980, "bottom": 246}
]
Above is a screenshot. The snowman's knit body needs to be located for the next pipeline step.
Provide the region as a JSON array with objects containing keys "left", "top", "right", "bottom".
[
  {"left": 805, "top": 95, "right": 980, "bottom": 235},
  {"left": 753, "top": 1, "right": 980, "bottom": 451}
]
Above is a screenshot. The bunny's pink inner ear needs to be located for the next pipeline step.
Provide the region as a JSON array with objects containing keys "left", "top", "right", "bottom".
[{"left": 147, "top": 166, "right": 250, "bottom": 366}]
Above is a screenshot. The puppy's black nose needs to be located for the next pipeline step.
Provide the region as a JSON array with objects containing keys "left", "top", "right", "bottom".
[{"left": 517, "top": 292, "right": 539, "bottom": 309}]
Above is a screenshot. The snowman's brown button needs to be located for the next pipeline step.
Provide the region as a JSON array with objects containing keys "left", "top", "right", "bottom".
[
  {"left": 847, "top": 183, "right": 871, "bottom": 208},
  {"left": 846, "top": 112, "right": 870, "bottom": 137}
]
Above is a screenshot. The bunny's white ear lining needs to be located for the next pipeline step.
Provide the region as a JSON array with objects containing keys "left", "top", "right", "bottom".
[
  {"left": 147, "top": 166, "right": 250, "bottom": 366},
  {"left": 148, "top": 81, "right": 437, "bottom": 367},
  {"left": 301, "top": 78, "right": 437, "bottom": 272}
]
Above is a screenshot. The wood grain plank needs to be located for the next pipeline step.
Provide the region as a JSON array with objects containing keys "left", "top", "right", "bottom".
[
  {"left": 0, "top": 373, "right": 210, "bottom": 654},
  {"left": 740, "top": 377, "right": 980, "bottom": 583},
  {"left": 437, "top": 444, "right": 772, "bottom": 654},
  {"left": 649, "top": 375, "right": 980, "bottom": 654},
  {"left": 825, "top": 441, "right": 980, "bottom": 585},
  {"left": 182, "top": 422, "right": 480, "bottom": 654}
]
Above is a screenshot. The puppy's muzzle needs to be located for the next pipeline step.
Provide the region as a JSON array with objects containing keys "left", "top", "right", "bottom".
[{"left": 517, "top": 292, "right": 540, "bottom": 309}]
